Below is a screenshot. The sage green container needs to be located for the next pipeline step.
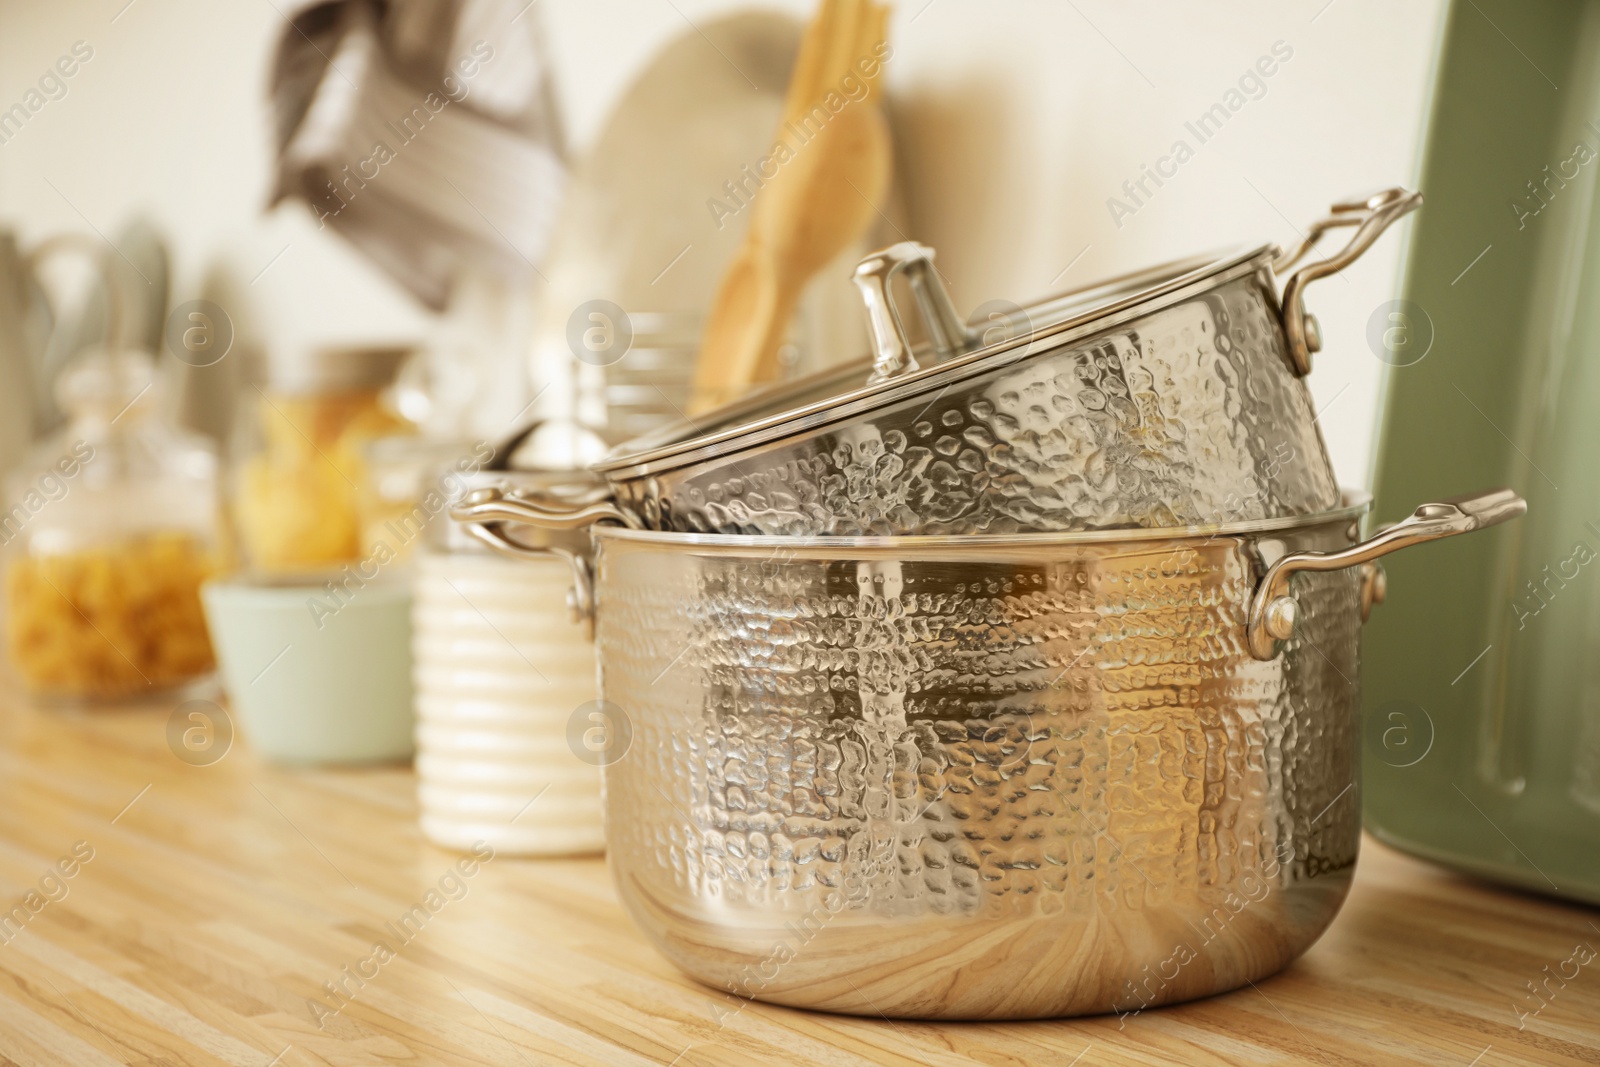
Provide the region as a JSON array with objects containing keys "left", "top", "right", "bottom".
[
  {"left": 202, "top": 576, "right": 415, "bottom": 765},
  {"left": 1365, "top": 0, "right": 1600, "bottom": 903}
]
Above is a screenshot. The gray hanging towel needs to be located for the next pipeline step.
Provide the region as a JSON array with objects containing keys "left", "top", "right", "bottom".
[{"left": 268, "top": 0, "right": 566, "bottom": 309}]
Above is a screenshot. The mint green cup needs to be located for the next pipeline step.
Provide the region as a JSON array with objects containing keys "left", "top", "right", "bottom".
[{"left": 201, "top": 575, "right": 414, "bottom": 764}]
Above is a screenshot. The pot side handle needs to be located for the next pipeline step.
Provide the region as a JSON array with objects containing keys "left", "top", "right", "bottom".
[
  {"left": 462, "top": 523, "right": 597, "bottom": 638},
  {"left": 1245, "top": 487, "right": 1526, "bottom": 661},
  {"left": 1276, "top": 187, "right": 1423, "bottom": 377},
  {"left": 450, "top": 485, "right": 635, "bottom": 638},
  {"left": 451, "top": 485, "right": 639, "bottom": 531}
]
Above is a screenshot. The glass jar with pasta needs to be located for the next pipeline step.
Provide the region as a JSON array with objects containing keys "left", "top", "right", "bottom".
[
  {"left": 232, "top": 345, "right": 412, "bottom": 572},
  {"left": 2, "top": 348, "right": 221, "bottom": 704}
]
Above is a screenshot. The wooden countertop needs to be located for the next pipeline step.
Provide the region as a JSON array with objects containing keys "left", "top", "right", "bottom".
[{"left": 0, "top": 696, "right": 1596, "bottom": 1067}]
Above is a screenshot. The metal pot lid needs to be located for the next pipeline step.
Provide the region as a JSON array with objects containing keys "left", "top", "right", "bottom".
[{"left": 596, "top": 241, "right": 1277, "bottom": 480}]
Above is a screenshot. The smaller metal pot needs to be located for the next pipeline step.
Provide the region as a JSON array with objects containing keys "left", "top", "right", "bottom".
[{"left": 514, "top": 188, "right": 1419, "bottom": 536}]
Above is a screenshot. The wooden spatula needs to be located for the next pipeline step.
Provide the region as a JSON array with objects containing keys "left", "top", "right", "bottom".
[{"left": 689, "top": 0, "right": 892, "bottom": 413}]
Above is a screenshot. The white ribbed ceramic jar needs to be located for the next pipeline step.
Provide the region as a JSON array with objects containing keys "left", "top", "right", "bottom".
[{"left": 412, "top": 546, "right": 603, "bottom": 855}]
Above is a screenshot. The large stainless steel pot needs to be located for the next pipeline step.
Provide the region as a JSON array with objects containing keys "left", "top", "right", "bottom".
[
  {"left": 455, "top": 486, "right": 1524, "bottom": 1018},
  {"left": 515, "top": 188, "right": 1419, "bottom": 536}
]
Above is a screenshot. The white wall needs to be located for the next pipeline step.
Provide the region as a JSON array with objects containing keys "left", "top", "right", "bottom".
[
  {"left": 0, "top": 0, "right": 1446, "bottom": 486},
  {"left": 0, "top": 0, "right": 433, "bottom": 359}
]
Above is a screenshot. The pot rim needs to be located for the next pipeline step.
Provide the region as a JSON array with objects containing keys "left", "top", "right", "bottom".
[
  {"left": 596, "top": 243, "right": 1280, "bottom": 480},
  {"left": 591, "top": 490, "right": 1371, "bottom": 550}
]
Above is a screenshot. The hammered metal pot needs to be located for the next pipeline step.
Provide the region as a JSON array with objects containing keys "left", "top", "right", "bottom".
[
  {"left": 457, "top": 486, "right": 1523, "bottom": 1018},
  {"left": 514, "top": 189, "right": 1421, "bottom": 537}
]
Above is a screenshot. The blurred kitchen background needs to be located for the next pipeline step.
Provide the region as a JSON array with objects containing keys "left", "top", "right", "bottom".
[
  {"left": 0, "top": 0, "right": 1444, "bottom": 487},
  {"left": 6, "top": 0, "right": 1600, "bottom": 929}
]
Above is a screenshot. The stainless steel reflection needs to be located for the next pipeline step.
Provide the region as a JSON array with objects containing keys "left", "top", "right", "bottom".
[
  {"left": 520, "top": 188, "right": 1421, "bottom": 537},
  {"left": 455, "top": 485, "right": 1523, "bottom": 1018}
]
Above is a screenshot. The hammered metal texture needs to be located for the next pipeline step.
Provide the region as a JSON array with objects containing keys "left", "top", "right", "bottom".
[
  {"left": 595, "top": 520, "right": 1362, "bottom": 1018},
  {"left": 612, "top": 271, "right": 1340, "bottom": 536}
]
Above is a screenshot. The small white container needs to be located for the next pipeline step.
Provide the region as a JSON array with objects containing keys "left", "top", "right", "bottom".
[{"left": 412, "top": 483, "right": 603, "bottom": 856}]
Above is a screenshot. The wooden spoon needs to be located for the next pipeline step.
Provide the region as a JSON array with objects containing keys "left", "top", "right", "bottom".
[{"left": 689, "top": 0, "right": 892, "bottom": 413}]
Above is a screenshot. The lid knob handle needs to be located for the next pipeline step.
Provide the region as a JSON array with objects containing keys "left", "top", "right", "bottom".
[{"left": 853, "top": 242, "right": 974, "bottom": 385}]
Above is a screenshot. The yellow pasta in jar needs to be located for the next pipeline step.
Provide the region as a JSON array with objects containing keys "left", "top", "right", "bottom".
[
  {"left": 235, "top": 390, "right": 411, "bottom": 571},
  {"left": 4, "top": 530, "right": 217, "bottom": 701}
]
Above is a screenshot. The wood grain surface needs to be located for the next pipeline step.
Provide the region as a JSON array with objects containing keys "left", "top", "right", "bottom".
[{"left": 0, "top": 693, "right": 1595, "bottom": 1066}]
